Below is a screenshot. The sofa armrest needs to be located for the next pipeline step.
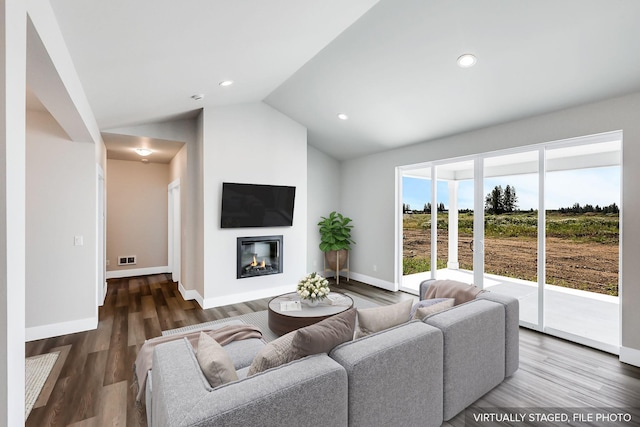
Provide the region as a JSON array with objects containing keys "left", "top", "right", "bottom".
[
  {"left": 151, "top": 338, "right": 348, "bottom": 427},
  {"left": 476, "top": 292, "right": 520, "bottom": 377},
  {"left": 330, "top": 321, "right": 443, "bottom": 427},
  {"left": 424, "top": 299, "right": 505, "bottom": 421}
]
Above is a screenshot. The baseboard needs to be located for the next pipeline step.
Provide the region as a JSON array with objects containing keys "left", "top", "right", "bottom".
[
  {"left": 26, "top": 316, "right": 98, "bottom": 342},
  {"left": 620, "top": 346, "right": 640, "bottom": 367},
  {"left": 99, "top": 281, "right": 107, "bottom": 306},
  {"left": 201, "top": 284, "right": 294, "bottom": 309},
  {"left": 544, "top": 327, "right": 619, "bottom": 355},
  {"left": 106, "top": 266, "right": 169, "bottom": 279},
  {"left": 178, "top": 281, "right": 204, "bottom": 308},
  {"left": 349, "top": 272, "right": 398, "bottom": 292}
]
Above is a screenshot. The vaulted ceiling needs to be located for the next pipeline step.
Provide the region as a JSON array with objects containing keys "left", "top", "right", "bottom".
[{"left": 44, "top": 0, "right": 640, "bottom": 161}]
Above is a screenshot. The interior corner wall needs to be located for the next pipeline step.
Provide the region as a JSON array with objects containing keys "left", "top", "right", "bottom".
[
  {"left": 339, "top": 91, "right": 640, "bottom": 362},
  {"left": 307, "top": 145, "right": 341, "bottom": 273},
  {"left": 201, "top": 102, "right": 307, "bottom": 307},
  {"left": 26, "top": 110, "right": 97, "bottom": 339},
  {"left": 106, "top": 159, "right": 169, "bottom": 275}
]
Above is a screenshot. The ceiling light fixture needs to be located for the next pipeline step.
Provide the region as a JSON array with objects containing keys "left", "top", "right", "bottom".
[
  {"left": 457, "top": 53, "right": 477, "bottom": 68},
  {"left": 219, "top": 80, "right": 234, "bottom": 87},
  {"left": 191, "top": 94, "right": 204, "bottom": 101},
  {"left": 135, "top": 148, "right": 153, "bottom": 156},
  {"left": 337, "top": 113, "right": 349, "bottom": 120}
]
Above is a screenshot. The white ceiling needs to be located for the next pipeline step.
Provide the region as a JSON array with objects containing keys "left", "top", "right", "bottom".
[{"left": 45, "top": 0, "right": 640, "bottom": 161}]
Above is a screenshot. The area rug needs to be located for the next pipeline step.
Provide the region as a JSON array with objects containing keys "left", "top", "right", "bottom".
[
  {"left": 163, "top": 292, "right": 380, "bottom": 342},
  {"left": 25, "top": 351, "right": 59, "bottom": 418}
]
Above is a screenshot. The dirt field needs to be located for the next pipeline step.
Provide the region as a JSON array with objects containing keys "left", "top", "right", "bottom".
[{"left": 403, "top": 228, "right": 619, "bottom": 296}]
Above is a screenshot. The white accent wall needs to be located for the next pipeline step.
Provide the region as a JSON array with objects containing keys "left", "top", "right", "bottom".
[
  {"left": 339, "top": 91, "right": 640, "bottom": 364},
  {"left": 25, "top": 110, "right": 97, "bottom": 340},
  {"left": 201, "top": 102, "right": 307, "bottom": 307}
]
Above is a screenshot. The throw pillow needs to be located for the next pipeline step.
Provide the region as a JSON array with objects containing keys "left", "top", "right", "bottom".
[
  {"left": 354, "top": 299, "right": 412, "bottom": 339},
  {"left": 292, "top": 308, "right": 356, "bottom": 356},
  {"left": 423, "top": 279, "right": 485, "bottom": 305},
  {"left": 247, "top": 330, "right": 299, "bottom": 376},
  {"left": 196, "top": 332, "right": 239, "bottom": 388},
  {"left": 412, "top": 298, "right": 454, "bottom": 320},
  {"left": 409, "top": 298, "right": 454, "bottom": 320}
]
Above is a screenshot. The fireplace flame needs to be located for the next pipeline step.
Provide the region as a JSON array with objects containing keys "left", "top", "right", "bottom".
[
  {"left": 250, "top": 256, "right": 257, "bottom": 267},
  {"left": 261, "top": 259, "right": 266, "bottom": 268}
]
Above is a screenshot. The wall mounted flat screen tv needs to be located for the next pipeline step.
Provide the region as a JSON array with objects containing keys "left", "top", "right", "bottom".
[{"left": 221, "top": 182, "right": 296, "bottom": 228}]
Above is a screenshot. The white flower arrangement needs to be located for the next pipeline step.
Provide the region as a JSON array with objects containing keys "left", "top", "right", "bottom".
[{"left": 296, "top": 272, "right": 330, "bottom": 302}]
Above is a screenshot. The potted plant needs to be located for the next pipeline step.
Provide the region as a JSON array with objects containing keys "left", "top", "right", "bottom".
[{"left": 318, "top": 211, "right": 355, "bottom": 275}]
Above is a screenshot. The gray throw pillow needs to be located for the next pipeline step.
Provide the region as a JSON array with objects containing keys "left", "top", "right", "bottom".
[
  {"left": 196, "top": 332, "right": 239, "bottom": 388},
  {"left": 247, "top": 330, "right": 299, "bottom": 376},
  {"left": 409, "top": 298, "right": 454, "bottom": 320},
  {"left": 292, "top": 308, "right": 356, "bottom": 356},
  {"left": 412, "top": 298, "right": 454, "bottom": 320},
  {"left": 355, "top": 299, "right": 412, "bottom": 339}
]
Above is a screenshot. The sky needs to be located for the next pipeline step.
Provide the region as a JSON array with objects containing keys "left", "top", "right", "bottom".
[{"left": 402, "top": 166, "right": 621, "bottom": 211}]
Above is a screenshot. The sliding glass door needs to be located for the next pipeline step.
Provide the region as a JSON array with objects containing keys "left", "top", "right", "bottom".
[
  {"left": 482, "top": 151, "right": 540, "bottom": 328},
  {"left": 399, "top": 160, "right": 474, "bottom": 294},
  {"left": 543, "top": 141, "right": 620, "bottom": 352},
  {"left": 398, "top": 131, "right": 621, "bottom": 352}
]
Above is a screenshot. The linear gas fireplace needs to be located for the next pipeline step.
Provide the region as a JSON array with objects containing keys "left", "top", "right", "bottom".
[{"left": 237, "top": 235, "right": 283, "bottom": 279}]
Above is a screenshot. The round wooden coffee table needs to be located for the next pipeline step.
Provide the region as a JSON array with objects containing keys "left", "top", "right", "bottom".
[{"left": 268, "top": 292, "right": 354, "bottom": 336}]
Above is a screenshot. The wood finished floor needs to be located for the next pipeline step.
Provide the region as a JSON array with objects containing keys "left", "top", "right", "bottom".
[{"left": 25, "top": 274, "right": 640, "bottom": 426}]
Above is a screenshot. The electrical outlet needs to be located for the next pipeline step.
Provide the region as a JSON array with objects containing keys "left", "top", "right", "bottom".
[
  {"left": 106, "top": 260, "right": 110, "bottom": 266},
  {"left": 118, "top": 255, "right": 137, "bottom": 266},
  {"left": 74, "top": 235, "right": 83, "bottom": 246}
]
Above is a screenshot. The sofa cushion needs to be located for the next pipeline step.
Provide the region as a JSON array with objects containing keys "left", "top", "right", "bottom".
[
  {"left": 423, "top": 279, "right": 485, "bottom": 305},
  {"left": 196, "top": 332, "right": 239, "bottom": 388},
  {"left": 412, "top": 298, "right": 455, "bottom": 320},
  {"left": 355, "top": 299, "right": 412, "bottom": 339},
  {"left": 247, "top": 330, "right": 299, "bottom": 376},
  {"left": 292, "top": 308, "right": 356, "bottom": 356}
]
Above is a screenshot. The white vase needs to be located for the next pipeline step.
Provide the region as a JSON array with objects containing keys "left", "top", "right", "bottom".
[{"left": 306, "top": 299, "right": 319, "bottom": 307}]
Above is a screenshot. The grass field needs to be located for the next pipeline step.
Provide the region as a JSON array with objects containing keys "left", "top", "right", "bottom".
[{"left": 403, "top": 211, "right": 619, "bottom": 295}]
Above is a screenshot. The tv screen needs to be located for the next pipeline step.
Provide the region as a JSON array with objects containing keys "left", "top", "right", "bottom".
[{"left": 221, "top": 182, "right": 296, "bottom": 228}]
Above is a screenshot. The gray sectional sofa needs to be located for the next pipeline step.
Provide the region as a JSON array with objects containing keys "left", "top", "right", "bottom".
[{"left": 147, "top": 282, "right": 519, "bottom": 427}]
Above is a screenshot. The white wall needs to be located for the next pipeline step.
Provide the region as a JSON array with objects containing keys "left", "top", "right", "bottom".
[
  {"left": 340, "top": 91, "right": 640, "bottom": 364},
  {"left": 106, "top": 159, "right": 169, "bottom": 275},
  {"left": 202, "top": 102, "right": 307, "bottom": 307},
  {"left": 25, "top": 110, "right": 97, "bottom": 340},
  {"left": 307, "top": 145, "right": 341, "bottom": 272}
]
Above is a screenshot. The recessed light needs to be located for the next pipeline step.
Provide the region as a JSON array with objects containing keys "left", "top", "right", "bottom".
[
  {"left": 219, "top": 80, "right": 234, "bottom": 87},
  {"left": 135, "top": 148, "right": 153, "bottom": 156},
  {"left": 457, "top": 53, "right": 477, "bottom": 68},
  {"left": 191, "top": 94, "right": 204, "bottom": 101},
  {"left": 337, "top": 113, "right": 349, "bottom": 120}
]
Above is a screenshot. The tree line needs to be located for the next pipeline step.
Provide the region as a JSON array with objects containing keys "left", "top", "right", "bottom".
[
  {"left": 403, "top": 202, "right": 445, "bottom": 214},
  {"left": 404, "top": 184, "right": 618, "bottom": 215},
  {"left": 557, "top": 202, "right": 619, "bottom": 214}
]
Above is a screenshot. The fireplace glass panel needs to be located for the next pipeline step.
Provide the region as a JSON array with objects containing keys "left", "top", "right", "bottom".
[{"left": 237, "top": 235, "right": 283, "bottom": 279}]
